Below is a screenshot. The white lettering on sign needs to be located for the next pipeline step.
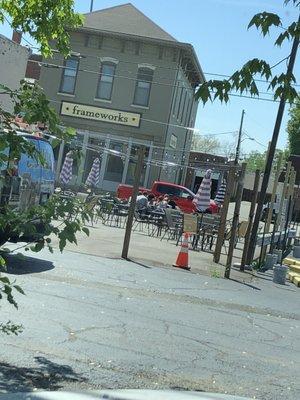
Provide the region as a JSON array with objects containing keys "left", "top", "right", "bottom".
[
  {"left": 60, "top": 101, "right": 141, "bottom": 128},
  {"left": 170, "top": 134, "right": 177, "bottom": 149}
]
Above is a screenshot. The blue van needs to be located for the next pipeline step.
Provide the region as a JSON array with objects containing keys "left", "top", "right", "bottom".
[{"left": 0, "top": 132, "right": 55, "bottom": 243}]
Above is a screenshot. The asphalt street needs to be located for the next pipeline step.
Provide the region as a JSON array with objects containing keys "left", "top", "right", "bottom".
[{"left": 0, "top": 248, "right": 299, "bottom": 400}]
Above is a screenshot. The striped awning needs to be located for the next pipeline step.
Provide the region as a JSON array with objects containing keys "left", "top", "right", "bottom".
[
  {"left": 193, "top": 169, "right": 212, "bottom": 211},
  {"left": 60, "top": 151, "right": 73, "bottom": 185},
  {"left": 214, "top": 179, "right": 227, "bottom": 205},
  {"left": 86, "top": 158, "right": 100, "bottom": 187}
]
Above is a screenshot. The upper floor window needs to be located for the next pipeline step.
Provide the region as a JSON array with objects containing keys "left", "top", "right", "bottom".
[
  {"left": 59, "top": 57, "right": 79, "bottom": 94},
  {"left": 133, "top": 67, "right": 154, "bottom": 107},
  {"left": 96, "top": 62, "right": 116, "bottom": 100}
]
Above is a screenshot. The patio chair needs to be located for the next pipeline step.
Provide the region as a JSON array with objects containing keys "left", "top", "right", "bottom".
[
  {"left": 161, "top": 208, "right": 183, "bottom": 241},
  {"left": 133, "top": 208, "right": 149, "bottom": 232},
  {"left": 111, "top": 204, "right": 129, "bottom": 228},
  {"left": 198, "top": 214, "right": 221, "bottom": 251},
  {"left": 84, "top": 195, "right": 101, "bottom": 226},
  {"left": 147, "top": 210, "right": 166, "bottom": 237},
  {"left": 99, "top": 199, "right": 114, "bottom": 225}
]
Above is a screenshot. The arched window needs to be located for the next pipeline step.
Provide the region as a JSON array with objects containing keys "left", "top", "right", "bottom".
[
  {"left": 133, "top": 67, "right": 154, "bottom": 107},
  {"left": 96, "top": 62, "right": 116, "bottom": 100}
]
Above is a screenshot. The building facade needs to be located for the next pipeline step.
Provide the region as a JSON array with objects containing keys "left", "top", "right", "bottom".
[
  {"left": 39, "top": 3, "right": 204, "bottom": 192},
  {"left": 0, "top": 32, "right": 30, "bottom": 113}
]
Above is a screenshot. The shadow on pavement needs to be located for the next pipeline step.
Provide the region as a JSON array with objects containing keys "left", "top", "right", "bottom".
[
  {"left": 3, "top": 253, "right": 54, "bottom": 275},
  {"left": 229, "top": 278, "right": 261, "bottom": 291},
  {"left": 127, "top": 258, "right": 152, "bottom": 269},
  {"left": 0, "top": 356, "right": 86, "bottom": 392}
]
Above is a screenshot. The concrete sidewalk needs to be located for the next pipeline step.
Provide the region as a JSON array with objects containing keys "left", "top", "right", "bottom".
[{"left": 49, "top": 221, "right": 253, "bottom": 283}]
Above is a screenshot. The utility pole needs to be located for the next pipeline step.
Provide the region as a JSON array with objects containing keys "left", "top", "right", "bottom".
[
  {"left": 90, "top": 0, "right": 94, "bottom": 12},
  {"left": 247, "top": 17, "right": 299, "bottom": 264},
  {"left": 234, "top": 109, "right": 245, "bottom": 165}
]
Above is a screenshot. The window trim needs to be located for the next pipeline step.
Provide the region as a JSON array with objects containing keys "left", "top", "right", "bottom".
[
  {"left": 180, "top": 91, "right": 187, "bottom": 124},
  {"left": 172, "top": 82, "right": 179, "bottom": 115},
  {"left": 95, "top": 62, "right": 116, "bottom": 101},
  {"left": 133, "top": 67, "right": 154, "bottom": 107},
  {"left": 59, "top": 57, "right": 79, "bottom": 95},
  {"left": 176, "top": 87, "right": 183, "bottom": 120}
]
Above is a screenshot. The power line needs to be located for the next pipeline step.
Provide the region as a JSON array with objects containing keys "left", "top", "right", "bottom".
[
  {"left": 31, "top": 59, "right": 289, "bottom": 103},
  {"left": 26, "top": 43, "right": 300, "bottom": 88},
  {"left": 243, "top": 130, "right": 267, "bottom": 148},
  {"left": 4, "top": 12, "right": 299, "bottom": 90},
  {"left": 270, "top": 54, "right": 291, "bottom": 69},
  {"left": 3, "top": 14, "right": 35, "bottom": 47},
  {"left": 245, "top": 112, "right": 270, "bottom": 132}
]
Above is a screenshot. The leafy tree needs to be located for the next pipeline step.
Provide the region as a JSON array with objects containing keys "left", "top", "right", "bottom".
[
  {"left": 243, "top": 149, "right": 289, "bottom": 172},
  {"left": 287, "top": 96, "right": 300, "bottom": 155},
  {"left": 243, "top": 151, "right": 267, "bottom": 172},
  {"left": 0, "top": 0, "right": 83, "bottom": 56},
  {"left": 195, "top": 1, "right": 299, "bottom": 105},
  {"left": 0, "top": 1, "right": 95, "bottom": 334},
  {"left": 191, "top": 134, "right": 220, "bottom": 154}
]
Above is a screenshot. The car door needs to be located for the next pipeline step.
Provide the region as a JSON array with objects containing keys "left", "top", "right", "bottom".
[{"left": 175, "top": 188, "right": 195, "bottom": 213}]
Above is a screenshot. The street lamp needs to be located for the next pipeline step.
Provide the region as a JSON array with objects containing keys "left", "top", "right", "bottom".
[{"left": 241, "top": 137, "right": 255, "bottom": 143}]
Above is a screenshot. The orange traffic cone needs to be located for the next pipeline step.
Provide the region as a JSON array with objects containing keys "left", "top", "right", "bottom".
[{"left": 173, "top": 232, "right": 190, "bottom": 270}]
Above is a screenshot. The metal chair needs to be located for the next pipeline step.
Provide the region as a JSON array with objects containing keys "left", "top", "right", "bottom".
[{"left": 161, "top": 209, "right": 183, "bottom": 241}]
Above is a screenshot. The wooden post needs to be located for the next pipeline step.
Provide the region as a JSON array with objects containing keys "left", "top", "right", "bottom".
[
  {"left": 213, "top": 165, "right": 236, "bottom": 263},
  {"left": 224, "top": 163, "right": 247, "bottom": 279},
  {"left": 281, "top": 169, "right": 296, "bottom": 258},
  {"left": 241, "top": 169, "right": 260, "bottom": 270},
  {"left": 276, "top": 162, "right": 291, "bottom": 230},
  {"left": 260, "top": 152, "right": 283, "bottom": 260},
  {"left": 121, "top": 146, "right": 145, "bottom": 259},
  {"left": 270, "top": 161, "right": 292, "bottom": 252}
]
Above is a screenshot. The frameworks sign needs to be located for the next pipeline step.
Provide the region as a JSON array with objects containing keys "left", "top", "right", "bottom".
[{"left": 60, "top": 101, "right": 141, "bottom": 128}]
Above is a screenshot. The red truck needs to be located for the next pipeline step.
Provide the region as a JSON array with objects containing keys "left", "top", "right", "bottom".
[{"left": 117, "top": 181, "right": 218, "bottom": 214}]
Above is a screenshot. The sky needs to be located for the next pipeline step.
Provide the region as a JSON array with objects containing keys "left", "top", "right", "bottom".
[{"left": 0, "top": 0, "right": 299, "bottom": 156}]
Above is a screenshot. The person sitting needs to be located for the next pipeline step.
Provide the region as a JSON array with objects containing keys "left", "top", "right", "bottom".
[
  {"left": 147, "top": 193, "right": 156, "bottom": 206},
  {"left": 136, "top": 191, "right": 148, "bottom": 211},
  {"left": 156, "top": 195, "right": 169, "bottom": 210},
  {"left": 168, "top": 199, "right": 179, "bottom": 210}
]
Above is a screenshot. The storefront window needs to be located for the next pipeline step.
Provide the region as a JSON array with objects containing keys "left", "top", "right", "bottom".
[
  {"left": 83, "top": 136, "right": 105, "bottom": 185},
  {"left": 104, "top": 141, "right": 127, "bottom": 182},
  {"left": 126, "top": 145, "right": 149, "bottom": 185}
]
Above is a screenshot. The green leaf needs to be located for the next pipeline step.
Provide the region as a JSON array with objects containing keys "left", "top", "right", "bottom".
[
  {"left": 0, "top": 276, "right": 10, "bottom": 285},
  {"left": 51, "top": 138, "right": 61, "bottom": 149},
  {"left": 82, "top": 227, "right": 90, "bottom": 236},
  {"left": 33, "top": 241, "right": 45, "bottom": 252},
  {"left": 13, "top": 285, "right": 25, "bottom": 295}
]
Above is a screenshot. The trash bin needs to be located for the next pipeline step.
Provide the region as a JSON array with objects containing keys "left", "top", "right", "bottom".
[
  {"left": 264, "top": 254, "right": 276, "bottom": 270},
  {"left": 293, "top": 245, "right": 300, "bottom": 259},
  {"left": 273, "top": 264, "right": 288, "bottom": 285},
  {"left": 273, "top": 249, "right": 282, "bottom": 263}
]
